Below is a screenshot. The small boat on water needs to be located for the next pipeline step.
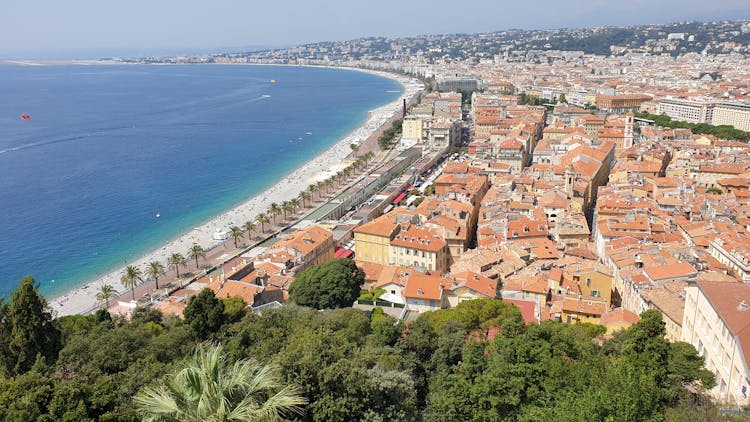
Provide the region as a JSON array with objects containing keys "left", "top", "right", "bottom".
[{"left": 155, "top": 213, "right": 160, "bottom": 218}]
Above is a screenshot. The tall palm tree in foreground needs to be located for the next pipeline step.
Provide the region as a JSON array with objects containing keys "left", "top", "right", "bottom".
[
  {"left": 229, "top": 225, "right": 244, "bottom": 248},
  {"left": 96, "top": 284, "right": 117, "bottom": 310},
  {"left": 257, "top": 213, "right": 270, "bottom": 233},
  {"left": 120, "top": 265, "right": 142, "bottom": 301},
  {"left": 134, "top": 344, "right": 306, "bottom": 422},
  {"left": 146, "top": 260, "right": 166, "bottom": 290},
  {"left": 189, "top": 244, "right": 206, "bottom": 270},
  {"left": 168, "top": 253, "right": 185, "bottom": 278}
]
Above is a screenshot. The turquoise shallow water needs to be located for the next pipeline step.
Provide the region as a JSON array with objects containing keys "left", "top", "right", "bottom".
[{"left": 0, "top": 64, "right": 402, "bottom": 297}]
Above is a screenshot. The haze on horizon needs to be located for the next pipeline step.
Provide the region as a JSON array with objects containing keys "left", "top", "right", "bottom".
[{"left": 2, "top": 0, "right": 748, "bottom": 59}]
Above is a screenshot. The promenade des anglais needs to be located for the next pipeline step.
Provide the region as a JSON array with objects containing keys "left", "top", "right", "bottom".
[{"left": 1, "top": 9, "right": 750, "bottom": 421}]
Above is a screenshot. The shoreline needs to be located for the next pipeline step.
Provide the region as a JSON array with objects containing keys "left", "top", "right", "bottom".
[{"left": 51, "top": 65, "right": 423, "bottom": 316}]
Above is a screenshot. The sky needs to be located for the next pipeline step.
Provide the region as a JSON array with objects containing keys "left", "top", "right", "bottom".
[{"left": 2, "top": 0, "right": 749, "bottom": 59}]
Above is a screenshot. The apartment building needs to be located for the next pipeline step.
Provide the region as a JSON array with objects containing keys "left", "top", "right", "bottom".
[
  {"left": 711, "top": 102, "right": 750, "bottom": 132},
  {"left": 657, "top": 98, "right": 715, "bottom": 124},
  {"left": 682, "top": 281, "right": 750, "bottom": 406}
]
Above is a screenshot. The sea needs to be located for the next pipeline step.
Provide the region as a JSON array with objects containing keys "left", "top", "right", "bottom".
[{"left": 0, "top": 64, "right": 402, "bottom": 298}]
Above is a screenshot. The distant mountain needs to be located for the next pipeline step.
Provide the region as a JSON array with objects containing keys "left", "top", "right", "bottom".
[{"left": 235, "top": 20, "right": 750, "bottom": 62}]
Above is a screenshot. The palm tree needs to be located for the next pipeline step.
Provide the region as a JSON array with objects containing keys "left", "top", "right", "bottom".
[
  {"left": 168, "top": 253, "right": 185, "bottom": 278},
  {"left": 290, "top": 197, "right": 300, "bottom": 215},
  {"left": 134, "top": 344, "right": 306, "bottom": 422},
  {"left": 243, "top": 220, "right": 257, "bottom": 241},
  {"left": 307, "top": 184, "right": 319, "bottom": 202},
  {"left": 189, "top": 244, "right": 206, "bottom": 270},
  {"left": 299, "top": 191, "right": 311, "bottom": 208},
  {"left": 281, "top": 200, "right": 292, "bottom": 221},
  {"left": 121, "top": 264, "right": 143, "bottom": 301},
  {"left": 257, "top": 213, "right": 270, "bottom": 233},
  {"left": 95, "top": 284, "right": 117, "bottom": 310},
  {"left": 269, "top": 202, "right": 281, "bottom": 226},
  {"left": 229, "top": 225, "right": 244, "bottom": 248},
  {"left": 146, "top": 260, "right": 166, "bottom": 290},
  {"left": 315, "top": 180, "right": 325, "bottom": 198}
]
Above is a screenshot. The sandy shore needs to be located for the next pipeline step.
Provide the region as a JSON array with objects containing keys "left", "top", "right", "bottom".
[{"left": 51, "top": 66, "right": 422, "bottom": 316}]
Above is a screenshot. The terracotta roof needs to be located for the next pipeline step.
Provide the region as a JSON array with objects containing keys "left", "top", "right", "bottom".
[
  {"left": 391, "top": 225, "right": 447, "bottom": 252},
  {"left": 640, "top": 288, "right": 685, "bottom": 324},
  {"left": 503, "top": 299, "right": 539, "bottom": 324},
  {"left": 600, "top": 307, "right": 640, "bottom": 325},
  {"left": 404, "top": 273, "right": 443, "bottom": 301},
  {"left": 644, "top": 262, "right": 697, "bottom": 281}
]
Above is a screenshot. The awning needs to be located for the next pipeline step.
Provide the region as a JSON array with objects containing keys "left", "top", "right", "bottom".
[
  {"left": 392, "top": 192, "right": 407, "bottom": 204},
  {"left": 334, "top": 248, "right": 354, "bottom": 259}
]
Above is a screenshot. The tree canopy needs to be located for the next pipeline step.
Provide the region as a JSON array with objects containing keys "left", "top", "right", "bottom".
[
  {"left": 288, "top": 259, "right": 364, "bottom": 310},
  {"left": 0, "top": 277, "right": 724, "bottom": 421}
]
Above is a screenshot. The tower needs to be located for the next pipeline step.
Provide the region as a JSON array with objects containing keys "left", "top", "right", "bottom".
[
  {"left": 623, "top": 112, "right": 634, "bottom": 150},
  {"left": 564, "top": 164, "right": 575, "bottom": 197}
]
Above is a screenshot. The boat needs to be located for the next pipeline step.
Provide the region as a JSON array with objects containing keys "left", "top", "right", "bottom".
[{"left": 155, "top": 213, "right": 160, "bottom": 218}]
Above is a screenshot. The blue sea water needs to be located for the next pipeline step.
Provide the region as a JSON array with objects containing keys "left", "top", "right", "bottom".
[{"left": 0, "top": 64, "right": 402, "bottom": 298}]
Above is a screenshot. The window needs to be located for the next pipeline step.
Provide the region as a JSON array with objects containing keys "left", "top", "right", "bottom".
[{"left": 591, "top": 290, "right": 600, "bottom": 297}]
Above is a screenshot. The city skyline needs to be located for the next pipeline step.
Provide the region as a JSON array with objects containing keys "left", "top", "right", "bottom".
[{"left": 2, "top": 0, "right": 749, "bottom": 59}]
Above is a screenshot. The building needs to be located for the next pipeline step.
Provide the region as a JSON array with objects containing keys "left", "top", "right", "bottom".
[
  {"left": 682, "top": 281, "right": 750, "bottom": 406},
  {"left": 657, "top": 98, "right": 715, "bottom": 124},
  {"left": 708, "top": 236, "right": 750, "bottom": 282},
  {"left": 390, "top": 225, "right": 451, "bottom": 274},
  {"left": 711, "top": 102, "right": 750, "bottom": 132},
  {"left": 596, "top": 94, "right": 652, "bottom": 113},
  {"left": 267, "top": 225, "right": 334, "bottom": 273}
]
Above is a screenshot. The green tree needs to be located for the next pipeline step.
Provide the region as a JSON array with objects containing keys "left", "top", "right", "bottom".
[
  {"left": 95, "top": 284, "right": 117, "bottom": 310},
  {"left": 146, "top": 260, "right": 166, "bottom": 290},
  {"left": 243, "top": 220, "right": 257, "bottom": 241},
  {"left": 134, "top": 344, "right": 306, "bottom": 422},
  {"left": 289, "top": 259, "right": 364, "bottom": 309},
  {"left": 168, "top": 253, "right": 185, "bottom": 278},
  {"left": 299, "top": 191, "right": 311, "bottom": 209},
  {"left": 269, "top": 203, "right": 281, "bottom": 226},
  {"left": 222, "top": 296, "right": 247, "bottom": 322},
  {"left": 120, "top": 264, "right": 143, "bottom": 301},
  {"left": 188, "top": 244, "right": 206, "bottom": 270},
  {"left": 0, "top": 276, "right": 62, "bottom": 376},
  {"left": 257, "top": 213, "right": 270, "bottom": 233},
  {"left": 229, "top": 225, "right": 244, "bottom": 248},
  {"left": 183, "top": 288, "right": 226, "bottom": 339}
]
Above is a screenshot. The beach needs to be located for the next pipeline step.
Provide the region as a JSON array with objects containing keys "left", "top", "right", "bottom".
[{"left": 51, "top": 66, "right": 422, "bottom": 316}]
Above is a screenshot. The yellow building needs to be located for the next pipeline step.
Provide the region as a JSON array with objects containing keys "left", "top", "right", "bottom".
[
  {"left": 354, "top": 219, "right": 400, "bottom": 266},
  {"left": 568, "top": 267, "right": 614, "bottom": 307},
  {"left": 559, "top": 297, "right": 607, "bottom": 324},
  {"left": 390, "top": 225, "right": 451, "bottom": 274},
  {"left": 402, "top": 116, "right": 426, "bottom": 141}
]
